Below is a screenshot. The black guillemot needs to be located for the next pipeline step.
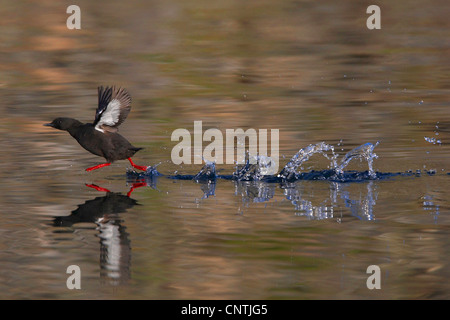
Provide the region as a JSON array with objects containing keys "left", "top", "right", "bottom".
[{"left": 44, "top": 86, "right": 148, "bottom": 172}]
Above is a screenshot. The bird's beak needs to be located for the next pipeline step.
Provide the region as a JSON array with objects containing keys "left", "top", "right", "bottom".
[{"left": 43, "top": 123, "right": 54, "bottom": 127}]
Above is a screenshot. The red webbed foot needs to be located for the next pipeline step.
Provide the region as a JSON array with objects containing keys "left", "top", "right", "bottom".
[
  {"left": 127, "top": 158, "right": 148, "bottom": 171},
  {"left": 86, "top": 163, "right": 111, "bottom": 172},
  {"left": 85, "top": 183, "right": 111, "bottom": 193}
]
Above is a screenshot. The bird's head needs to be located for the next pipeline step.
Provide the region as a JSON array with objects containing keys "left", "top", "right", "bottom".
[{"left": 44, "top": 117, "right": 81, "bottom": 131}]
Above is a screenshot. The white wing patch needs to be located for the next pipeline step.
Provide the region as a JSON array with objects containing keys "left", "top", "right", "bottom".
[{"left": 95, "top": 99, "right": 121, "bottom": 132}]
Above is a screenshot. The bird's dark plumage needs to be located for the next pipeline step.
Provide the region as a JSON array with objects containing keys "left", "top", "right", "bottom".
[{"left": 44, "top": 86, "right": 147, "bottom": 172}]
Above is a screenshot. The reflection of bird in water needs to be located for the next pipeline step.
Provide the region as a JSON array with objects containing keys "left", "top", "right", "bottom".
[{"left": 53, "top": 184, "right": 140, "bottom": 285}]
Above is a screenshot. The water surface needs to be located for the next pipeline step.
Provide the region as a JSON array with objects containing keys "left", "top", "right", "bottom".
[{"left": 0, "top": 0, "right": 449, "bottom": 299}]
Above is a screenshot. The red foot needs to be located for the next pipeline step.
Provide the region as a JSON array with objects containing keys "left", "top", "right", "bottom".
[
  {"left": 127, "top": 158, "right": 148, "bottom": 171},
  {"left": 86, "top": 162, "right": 111, "bottom": 172},
  {"left": 85, "top": 183, "right": 111, "bottom": 193},
  {"left": 127, "top": 182, "right": 147, "bottom": 197}
]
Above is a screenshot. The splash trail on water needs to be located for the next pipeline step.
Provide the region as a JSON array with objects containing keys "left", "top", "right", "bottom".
[
  {"left": 277, "top": 142, "right": 338, "bottom": 181},
  {"left": 127, "top": 141, "right": 424, "bottom": 184},
  {"left": 336, "top": 142, "right": 379, "bottom": 178}
]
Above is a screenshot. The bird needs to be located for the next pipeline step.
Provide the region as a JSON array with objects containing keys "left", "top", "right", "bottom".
[{"left": 44, "top": 86, "right": 148, "bottom": 172}]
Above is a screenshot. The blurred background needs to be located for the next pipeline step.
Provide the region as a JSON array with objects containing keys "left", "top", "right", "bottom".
[{"left": 0, "top": 0, "right": 448, "bottom": 299}]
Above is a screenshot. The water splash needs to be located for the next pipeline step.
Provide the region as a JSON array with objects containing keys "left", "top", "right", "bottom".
[
  {"left": 193, "top": 160, "right": 217, "bottom": 182},
  {"left": 335, "top": 142, "right": 379, "bottom": 178},
  {"left": 130, "top": 141, "right": 387, "bottom": 183},
  {"left": 144, "top": 164, "right": 162, "bottom": 176},
  {"left": 424, "top": 136, "right": 441, "bottom": 145},
  {"left": 126, "top": 165, "right": 162, "bottom": 190},
  {"left": 254, "top": 155, "right": 277, "bottom": 176},
  {"left": 278, "top": 142, "right": 337, "bottom": 180},
  {"left": 233, "top": 155, "right": 277, "bottom": 181}
]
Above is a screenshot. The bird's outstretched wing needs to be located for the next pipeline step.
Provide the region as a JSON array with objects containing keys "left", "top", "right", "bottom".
[{"left": 94, "top": 86, "right": 132, "bottom": 133}]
